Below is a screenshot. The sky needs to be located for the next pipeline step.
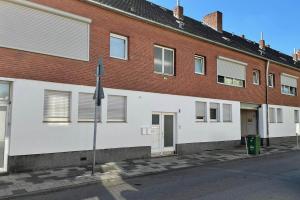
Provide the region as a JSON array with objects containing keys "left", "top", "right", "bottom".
[{"left": 148, "top": 0, "right": 299, "bottom": 56}]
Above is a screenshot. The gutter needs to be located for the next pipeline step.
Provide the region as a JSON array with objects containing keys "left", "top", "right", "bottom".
[
  {"left": 84, "top": 0, "right": 300, "bottom": 72},
  {"left": 265, "top": 60, "right": 270, "bottom": 146}
]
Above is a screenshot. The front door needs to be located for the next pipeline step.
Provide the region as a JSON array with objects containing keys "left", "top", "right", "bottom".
[
  {"left": 151, "top": 113, "right": 175, "bottom": 156},
  {"left": 241, "top": 110, "right": 257, "bottom": 137}
]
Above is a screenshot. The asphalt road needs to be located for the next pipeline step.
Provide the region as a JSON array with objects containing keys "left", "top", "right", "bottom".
[{"left": 12, "top": 151, "right": 300, "bottom": 200}]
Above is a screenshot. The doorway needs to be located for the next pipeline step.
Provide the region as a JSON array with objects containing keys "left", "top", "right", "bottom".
[
  {"left": 151, "top": 112, "right": 176, "bottom": 156},
  {"left": 241, "top": 109, "right": 258, "bottom": 144}
]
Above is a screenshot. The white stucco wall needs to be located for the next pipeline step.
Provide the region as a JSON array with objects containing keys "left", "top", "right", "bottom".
[
  {"left": 4, "top": 78, "right": 299, "bottom": 156},
  {"left": 260, "top": 104, "right": 299, "bottom": 138},
  {"left": 4, "top": 78, "right": 242, "bottom": 156}
]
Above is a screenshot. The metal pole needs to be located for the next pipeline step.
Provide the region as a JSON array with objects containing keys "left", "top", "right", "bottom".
[{"left": 92, "top": 68, "right": 100, "bottom": 176}]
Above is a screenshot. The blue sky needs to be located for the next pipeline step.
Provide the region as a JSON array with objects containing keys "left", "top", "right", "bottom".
[{"left": 148, "top": 0, "right": 299, "bottom": 55}]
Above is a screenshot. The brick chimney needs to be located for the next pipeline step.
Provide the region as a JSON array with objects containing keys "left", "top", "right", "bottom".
[
  {"left": 203, "top": 11, "right": 223, "bottom": 32},
  {"left": 293, "top": 48, "right": 300, "bottom": 62},
  {"left": 173, "top": 0, "right": 183, "bottom": 20},
  {"left": 259, "top": 32, "right": 266, "bottom": 50}
]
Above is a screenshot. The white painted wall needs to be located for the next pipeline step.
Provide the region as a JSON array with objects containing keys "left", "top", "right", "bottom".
[
  {"left": 4, "top": 78, "right": 241, "bottom": 156},
  {"left": 260, "top": 104, "right": 299, "bottom": 138},
  {"left": 0, "top": 0, "right": 91, "bottom": 61}
]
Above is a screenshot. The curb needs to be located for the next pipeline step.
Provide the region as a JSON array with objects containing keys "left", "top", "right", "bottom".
[{"left": 3, "top": 148, "right": 299, "bottom": 200}]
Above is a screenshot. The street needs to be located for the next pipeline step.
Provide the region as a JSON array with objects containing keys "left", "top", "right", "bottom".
[{"left": 11, "top": 151, "right": 300, "bottom": 200}]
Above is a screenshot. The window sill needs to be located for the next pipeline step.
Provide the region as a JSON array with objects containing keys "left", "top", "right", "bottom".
[
  {"left": 217, "top": 82, "right": 244, "bottom": 88},
  {"left": 210, "top": 120, "right": 220, "bottom": 123},
  {"left": 281, "top": 93, "right": 297, "bottom": 97},
  {"left": 195, "top": 72, "right": 205, "bottom": 76},
  {"left": 43, "top": 121, "right": 71, "bottom": 123},
  {"left": 154, "top": 72, "right": 174, "bottom": 77},
  {"left": 195, "top": 120, "right": 207, "bottom": 123},
  {"left": 110, "top": 56, "right": 128, "bottom": 61},
  {"left": 106, "top": 121, "right": 127, "bottom": 123},
  {"left": 78, "top": 121, "right": 101, "bottom": 123}
]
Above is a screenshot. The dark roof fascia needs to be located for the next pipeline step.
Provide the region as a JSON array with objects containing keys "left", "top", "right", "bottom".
[{"left": 84, "top": 0, "right": 300, "bottom": 72}]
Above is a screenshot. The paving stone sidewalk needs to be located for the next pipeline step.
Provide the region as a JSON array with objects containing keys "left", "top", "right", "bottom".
[{"left": 0, "top": 142, "right": 298, "bottom": 199}]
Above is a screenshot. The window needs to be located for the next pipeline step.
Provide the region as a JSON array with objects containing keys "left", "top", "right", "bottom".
[
  {"left": 78, "top": 93, "right": 101, "bottom": 122},
  {"left": 268, "top": 74, "right": 275, "bottom": 88},
  {"left": 195, "top": 55, "right": 205, "bottom": 75},
  {"left": 152, "top": 114, "right": 160, "bottom": 125},
  {"left": 253, "top": 70, "right": 260, "bottom": 85},
  {"left": 217, "top": 57, "right": 246, "bottom": 88},
  {"left": 281, "top": 74, "right": 298, "bottom": 96},
  {"left": 218, "top": 76, "right": 245, "bottom": 87},
  {"left": 295, "top": 110, "right": 299, "bottom": 123},
  {"left": 223, "top": 104, "right": 232, "bottom": 122},
  {"left": 154, "top": 45, "right": 174, "bottom": 75},
  {"left": 107, "top": 95, "right": 127, "bottom": 122},
  {"left": 268, "top": 107, "right": 276, "bottom": 123},
  {"left": 44, "top": 90, "right": 71, "bottom": 122},
  {"left": 281, "top": 85, "right": 297, "bottom": 96},
  {"left": 110, "top": 33, "right": 128, "bottom": 60},
  {"left": 210, "top": 103, "right": 220, "bottom": 122},
  {"left": 277, "top": 108, "right": 283, "bottom": 123},
  {"left": 195, "top": 101, "right": 207, "bottom": 122},
  {"left": 0, "top": 82, "right": 10, "bottom": 102}
]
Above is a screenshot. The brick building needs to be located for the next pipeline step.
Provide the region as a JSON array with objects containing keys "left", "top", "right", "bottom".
[{"left": 0, "top": 0, "right": 299, "bottom": 172}]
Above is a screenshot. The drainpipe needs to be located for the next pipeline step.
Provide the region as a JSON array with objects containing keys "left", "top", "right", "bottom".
[{"left": 265, "top": 60, "right": 270, "bottom": 146}]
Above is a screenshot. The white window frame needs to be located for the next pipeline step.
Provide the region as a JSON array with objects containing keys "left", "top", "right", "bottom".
[
  {"left": 253, "top": 70, "right": 260, "bottom": 85},
  {"left": 277, "top": 108, "right": 283, "bottom": 123},
  {"left": 281, "top": 85, "right": 297, "bottom": 96},
  {"left": 209, "top": 103, "right": 220, "bottom": 122},
  {"left": 43, "top": 90, "right": 71, "bottom": 123},
  {"left": 154, "top": 45, "right": 175, "bottom": 76},
  {"left": 294, "top": 110, "right": 300, "bottom": 123},
  {"left": 194, "top": 55, "right": 205, "bottom": 75},
  {"left": 195, "top": 101, "right": 207, "bottom": 122},
  {"left": 110, "top": 33, "right": 128, "bottom": 60},
  {"left": 268, "top": 73, "right": 275, "bottom": 88},
  {"left": 223, "top": 104, "right": 232, "bottom": 122},
  {"left": 217, "top": 75, "right": 245, "bottom": 88},
  {"left": 107, "top": 95, "right": 127, "bottom": 122},
  {"left": 268, "top": 107, "right": 276, "bottom": 123}
]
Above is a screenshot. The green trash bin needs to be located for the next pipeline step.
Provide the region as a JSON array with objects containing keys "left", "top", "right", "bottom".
[{"left": 247, "top": 135, "right": 261, "bottom": 155}]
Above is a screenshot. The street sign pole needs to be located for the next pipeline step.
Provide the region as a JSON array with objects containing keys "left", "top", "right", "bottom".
[{"left": 92, "top": 58, "right": 104, "bottom": 176}]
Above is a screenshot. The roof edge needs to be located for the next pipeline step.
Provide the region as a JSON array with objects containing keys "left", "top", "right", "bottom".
[{"left": 84, "top": 0, "right": 300, "bottom": 72}]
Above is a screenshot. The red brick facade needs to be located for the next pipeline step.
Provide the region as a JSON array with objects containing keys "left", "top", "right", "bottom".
[{"left": 0, "top": 0, "right": 299, "bottom": 107}]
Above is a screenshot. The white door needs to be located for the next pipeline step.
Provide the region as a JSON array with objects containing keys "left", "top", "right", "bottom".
[
  {"left": 151, "top": 113, "right": 175, "bottom": 156},
  {"left": 241, "top": 110, "right": 257, "bottom": 136}
]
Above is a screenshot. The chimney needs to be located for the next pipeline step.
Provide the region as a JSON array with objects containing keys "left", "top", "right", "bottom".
[
  {"left": 203, "top": 11, "right": 223, "bottom": 32},
  {"left": 293, "top": 48, "right": 299, "bottom": 62},
  {"left": 259, "top": 32, "right": 266, "bottom": 50},
  {"left": 173, "top": 0, "right": 183, "bottom": 20}
]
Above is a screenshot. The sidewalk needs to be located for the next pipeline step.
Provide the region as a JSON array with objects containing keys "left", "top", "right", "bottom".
[{"left": 0, "top": 142, "right": 298, "bottom": 199}]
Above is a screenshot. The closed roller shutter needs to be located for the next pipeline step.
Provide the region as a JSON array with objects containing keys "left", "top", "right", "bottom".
[
  {"left": 107, "top": 95, "right": 127, "bottom": 122},
  {"left": 78, "top": 93, "right": 101, "bottom": 121},
  {"left": 281, "top": 75, "right": 297, "bottom": 88},
  {"left": 217, "top": 57, "right": 246, "bottom": 80},
  {"left": 0, "top": 0, "right": 90, "bottom": 61}
]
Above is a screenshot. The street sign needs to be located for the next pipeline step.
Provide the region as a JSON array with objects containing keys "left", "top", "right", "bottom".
[{"left": 98, "top": 58, "right": 104, "bottom": 77}]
